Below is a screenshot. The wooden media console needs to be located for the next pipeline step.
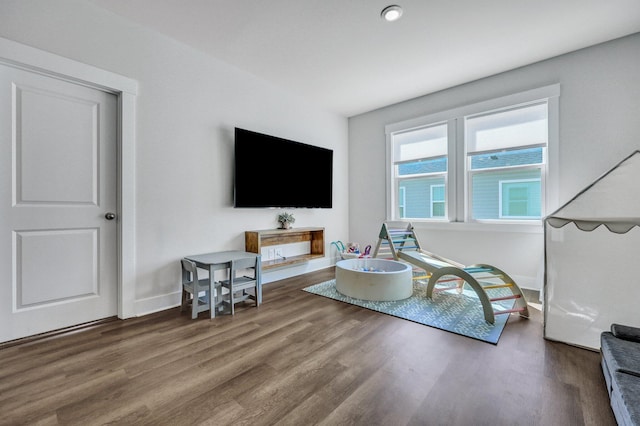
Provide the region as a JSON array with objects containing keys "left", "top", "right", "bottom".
[{"left": 245, "top": 227, "right": 325, "bottom": 270}]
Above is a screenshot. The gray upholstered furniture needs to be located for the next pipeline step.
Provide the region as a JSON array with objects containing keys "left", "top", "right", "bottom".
[{"left": 601, "top": 324, "right": 640, "bottom": 425}]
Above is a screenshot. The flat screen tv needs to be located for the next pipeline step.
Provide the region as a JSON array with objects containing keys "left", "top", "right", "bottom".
[{"left": 234, "top": 128, "right": 333, "bottom": 208}]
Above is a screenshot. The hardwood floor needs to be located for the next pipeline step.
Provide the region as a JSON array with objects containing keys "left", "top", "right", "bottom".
[{"left": 0, "top": 268, "right": 615, "bottom": 425}]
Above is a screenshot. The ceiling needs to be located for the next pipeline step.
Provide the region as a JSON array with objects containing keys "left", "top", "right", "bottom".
[{"left": 87, "top": 0, "right": 640, "bottom": 117}]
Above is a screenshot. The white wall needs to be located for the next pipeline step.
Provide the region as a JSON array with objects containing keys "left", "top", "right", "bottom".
[
  {"left": 0, "top": 0, "right": 348, "bottom": 315},
  {"left": 349, "top": 33, "right": 640, "bottom": 291}
]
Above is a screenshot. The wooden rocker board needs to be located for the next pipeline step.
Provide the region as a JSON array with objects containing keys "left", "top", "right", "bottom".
[{"left": 373, "top": 222, "right": 529, "bottom": 324}]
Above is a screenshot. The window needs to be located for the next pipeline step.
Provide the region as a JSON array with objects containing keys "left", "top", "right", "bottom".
[
  {"left": 467, "top": 102, "right": 547, "bottom": 221},
  {"left": 393, "top": 123, "right": 448, "bottom": 219},
  {"left": 398, "top": 187, "right": 406, "bottom": 218},
  {"left": 431, "top": 184, "right": 445, "bottom": 217},
  {"left": 386, "top": 85, "right": 559, "bottom": 226},
  {"left": 499, "top": 179, "right": 541, "bottom": 218}
]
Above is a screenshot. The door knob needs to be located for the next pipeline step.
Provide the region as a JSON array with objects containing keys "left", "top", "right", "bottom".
[{"left": 105, "top": 212, "right": 116, "bottom": 220}]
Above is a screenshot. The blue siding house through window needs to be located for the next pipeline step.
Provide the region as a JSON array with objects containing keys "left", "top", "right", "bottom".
[
  {"left": 398, "top": 177, "right": 445, "bottom": 219},
  {"left": 397, "top": 157, "right": 447, "bottom": 219},
  {"left": 472, "top": 169, "right": 541, "bottom": 219}
]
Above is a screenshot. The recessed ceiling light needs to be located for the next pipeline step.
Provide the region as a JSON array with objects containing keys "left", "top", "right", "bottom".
[{"left": 381, "top": 5, "right": 403, "bottom": 22}]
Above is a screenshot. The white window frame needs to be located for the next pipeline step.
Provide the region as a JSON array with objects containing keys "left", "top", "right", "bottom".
[
  {"left": 430, "top": 184, "right": 445, "bottom": 218},
  {"left": 392, "top": 122, "right": 448, "bottom": 221},
  {"left": 385, "top": 84, "right": 560, "bottom": 233},
  {"left": 498, "top": 178, "right": 542, "bottom": 219},
  {"left": 464, "top": 100, "right": 548, "bottom": 224}
]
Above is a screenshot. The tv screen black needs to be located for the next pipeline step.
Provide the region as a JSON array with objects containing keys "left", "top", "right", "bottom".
[{"left": 234, "top": 128, "right": 333, "bottom": 208}]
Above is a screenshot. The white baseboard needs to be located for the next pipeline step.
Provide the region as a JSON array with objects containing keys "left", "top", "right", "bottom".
[
  {"left": 134, "top": 291, "right": 180, "bottom": 317},
  {"left": 134, "top": 260, "right": 536, "bottom": 316},
  {"left": 134, "top": 257, "right": 337, "bottom": 316}
]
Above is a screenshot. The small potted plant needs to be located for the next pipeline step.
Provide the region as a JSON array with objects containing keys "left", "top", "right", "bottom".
[{"left": 277, "top": 212, "right": 295, "bottom": 230}]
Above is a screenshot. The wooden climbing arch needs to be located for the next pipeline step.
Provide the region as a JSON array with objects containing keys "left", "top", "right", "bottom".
[{"left": 373, "top": 221, "right": 529, "bottom": 324}]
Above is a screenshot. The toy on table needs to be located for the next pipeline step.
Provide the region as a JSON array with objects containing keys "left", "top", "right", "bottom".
[
  {"left": 332, "top": 240, "right": 368, "bottom": 259},
  {"left": 359, "top": 245, "right": 372, "bottom": 258}
]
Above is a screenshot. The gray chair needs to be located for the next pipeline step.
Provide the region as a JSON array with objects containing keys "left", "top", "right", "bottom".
[
  {"left": 181, "top": 258, "right": 221, "bottom": 319},
  {"left": 220, "top": 256, "right": 261, "bottom": 315}
]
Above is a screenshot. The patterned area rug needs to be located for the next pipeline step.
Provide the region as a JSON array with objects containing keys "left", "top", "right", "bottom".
[{"left": 303, "top": 279, "right": 515, "bottom": 344}]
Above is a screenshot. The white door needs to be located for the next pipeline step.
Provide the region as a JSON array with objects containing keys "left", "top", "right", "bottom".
[{"left": 0, "top": 63, "right": 118, "bottom": 343}]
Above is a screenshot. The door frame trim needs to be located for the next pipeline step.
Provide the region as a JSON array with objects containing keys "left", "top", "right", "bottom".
[{"left": 0, "top": 36, "right": 138, "bottom": 318}]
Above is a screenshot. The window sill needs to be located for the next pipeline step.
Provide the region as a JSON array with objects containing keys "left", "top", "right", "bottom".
[{"left": 407, "top": 220, "right": 543, "bottom": 234}]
